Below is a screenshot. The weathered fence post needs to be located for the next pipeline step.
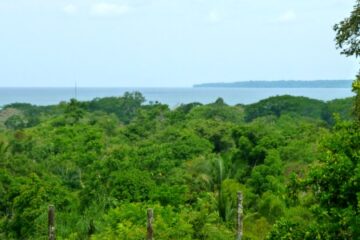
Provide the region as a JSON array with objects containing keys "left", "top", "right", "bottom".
[
  {"left": 48, "top": 205, "right": 56, "bottom": 240},
  {"left": 147, "top": 208, "right": 154, "bottom": 240},
  {"left": 237, "top": 192, "right": 243, "bottom": 240}
]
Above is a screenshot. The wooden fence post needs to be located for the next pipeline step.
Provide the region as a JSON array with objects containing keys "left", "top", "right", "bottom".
[
  {"left": 237, "top": 192, "right": 243, "bottom": 240},
  {"left": 48, "top": 205, "right": 56, "bottom": 240},
  {"left": 147, "top": 208, "right": 154, "bottom": 240}
]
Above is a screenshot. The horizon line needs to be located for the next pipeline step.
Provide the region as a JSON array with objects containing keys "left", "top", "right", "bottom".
[{"left": 0, "top": 79, "right": 355, "bottom": 88}]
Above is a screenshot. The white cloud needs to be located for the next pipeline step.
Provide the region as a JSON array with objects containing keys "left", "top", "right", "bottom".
[
  {"left": 277, "top": 10, "right": 297, "bottom": 23},
  {"left": 90, "top": 3, "right": 130, "bottom": 16},
  {"left": 63, "top": 4, "right": 78, "bottom": 15},
  {"left": 207, "top": 10, "right": 221, "bottom": 23}
]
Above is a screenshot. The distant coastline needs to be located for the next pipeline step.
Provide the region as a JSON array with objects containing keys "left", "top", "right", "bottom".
[{"left": 193, "top": 80, "right": 353, "bottom": 88}]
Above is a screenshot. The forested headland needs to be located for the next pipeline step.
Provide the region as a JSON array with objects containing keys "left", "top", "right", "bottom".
[
  {"left": 194, "top": 80, "right": 353, "bottom": 88},
  {"left": 0, "top": 92, "right": 359, "bottom": 239}
]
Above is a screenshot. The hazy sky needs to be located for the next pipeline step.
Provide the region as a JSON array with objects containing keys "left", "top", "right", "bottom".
[{"left": 0, "top": 0, "right": 358, "bottom": 87}]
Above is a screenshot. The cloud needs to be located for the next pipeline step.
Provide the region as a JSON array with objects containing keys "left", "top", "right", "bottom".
[
  {"left": 207, "top": 10, "right": 222, "bottom": 23},
  {"left": 63, "top": 4, "right": 78, "bottom": 15},
  {"left": 90, "top": 3, "right": 130, "bottom": 16},
  {"left": 277, "top": 10, "right": 296, "bottom": 23}
]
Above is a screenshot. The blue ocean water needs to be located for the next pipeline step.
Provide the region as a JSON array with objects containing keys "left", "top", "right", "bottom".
[{"left": 0, "top": 87, "right": 354, "bottom": 107}]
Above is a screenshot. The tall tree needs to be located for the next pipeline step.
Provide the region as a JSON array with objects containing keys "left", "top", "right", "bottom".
[{"left": 334, "top": 0, "right": 360, "bottom": 120}]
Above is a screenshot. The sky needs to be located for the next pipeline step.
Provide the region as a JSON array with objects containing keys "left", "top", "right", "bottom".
[{"left": 0, "top": 0, "right": 358, "bottom": 87}]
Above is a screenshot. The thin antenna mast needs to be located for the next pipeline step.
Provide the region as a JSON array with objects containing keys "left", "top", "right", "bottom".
[{"left": 75, "top": 81, "right": 78, "bottom": 100}]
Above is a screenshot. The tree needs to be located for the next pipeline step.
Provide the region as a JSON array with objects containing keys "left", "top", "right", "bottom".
[
  {"left": 334, "top": 1, "right": 360, "bottom": 57},
  {"left": 88, "top": 92, "right": 145, "bottom": 124},
  {"left": 268, "top": 121, "right": 360, "bottom": 239},
  {"left": 65, "top": 99, "right": 85, "bottom": 124},
  {"left": 5, "top": 115, "right": 26, "bottom": 130},
  {"left": 267, "top": 4, "right": 360, "bottom": 238},
  {"left": 334, "top": 0, "right": 360, "bottom": 120}
]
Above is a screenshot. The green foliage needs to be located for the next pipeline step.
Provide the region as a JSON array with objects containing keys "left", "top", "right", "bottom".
[
  {"left": 247, "top": 150, "right": 284, "bottom": 195},
  {"left": 244, "top": 95, "right": 327, "bottom": 122},
  {"left": 5, "top": 115, "right": 27, "bottom": 130},
  {"left": 188, "top": 99, "right": 244, "bottom": 124},
  {"left": 0, "top": 91, "right": 357, "bottom": 239},
  {"left": 269, "top": 121, "right": 360, "bottom": 239},
  {"left": 334, "top": 0, "right": 360, "bottom": 57},
  {"left": 65, "top": 99, "right": 85, "bottom": 124},
  {"left": 109, "top": 169, "right": 155, "bottom": 202},
  {"left": 352, "top": 75, "right": 360, "bottom": 121},
  {"left": 87, "top": 91, "right": 145, "bottom": 124},
  {"left": 92, "top": 203, "right": 197, "bottom": 240},
  {"left": 3, "top": 103, "right": 42, "bottom": 128},
  {"left": 325, "top": 97, "right": 354, "bottom": 124},
  {"left": 1, "top": 174, "right": 73, "bottom": 239},
  {"left": 334, "top": 0, "right": 360, "bottom": 121}
]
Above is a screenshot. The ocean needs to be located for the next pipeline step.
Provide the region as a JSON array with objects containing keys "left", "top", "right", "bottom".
[{"left": 0, "top": 87, "right": 354, "bottom": 107}]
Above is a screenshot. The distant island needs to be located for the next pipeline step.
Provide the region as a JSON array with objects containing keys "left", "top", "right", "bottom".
[{"left": 194, "top": 80, "right": 353, "bottom": 88}]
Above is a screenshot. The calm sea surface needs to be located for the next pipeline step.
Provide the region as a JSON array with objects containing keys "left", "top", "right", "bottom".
[{"left": 0, "top": 87, "right": 354, "bottom": 107}]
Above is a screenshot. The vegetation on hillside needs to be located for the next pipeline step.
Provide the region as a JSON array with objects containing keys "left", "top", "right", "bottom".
[{"left": 0, "top": 92, "right": 357, "bottom": 239}]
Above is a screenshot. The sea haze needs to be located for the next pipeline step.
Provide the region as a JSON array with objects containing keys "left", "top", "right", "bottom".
[{"left": 0, "top": 87, "right": 355, "bottom": 107}]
